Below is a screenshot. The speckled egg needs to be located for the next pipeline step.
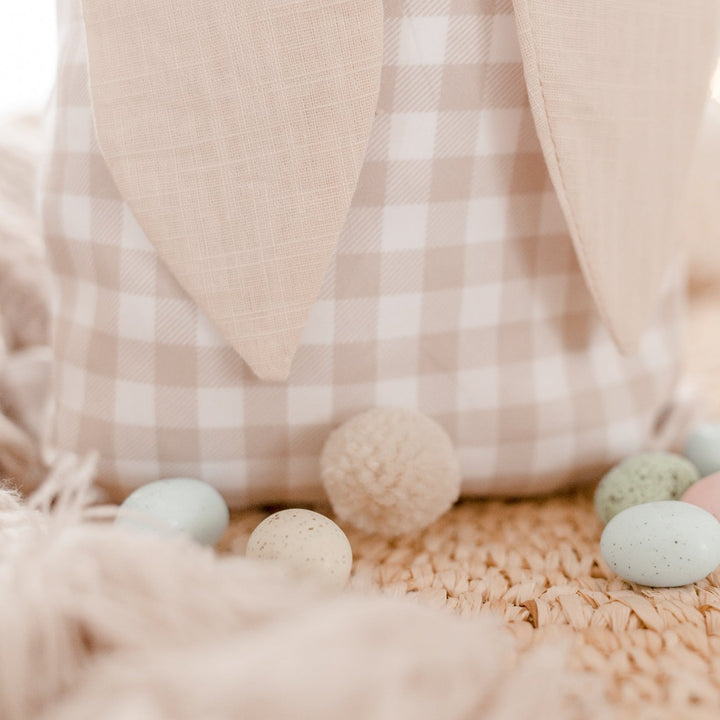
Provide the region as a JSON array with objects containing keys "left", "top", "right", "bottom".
[
  {"left": 684, "top": 423, "right": 720, "bottom": 478},
  {"left": 600, "top": 500, "right": 720, "bottom": 587},
  {"left": 246, "top": 509, "right": 353, "bottom": 590},
  {"left": 116, "top": 477, "right": 229, "bottom": 546},
  {"left": 594, "top": 452, "right": 700, "bottom": 524},
  {"left": 681, "top": 472, "right": 720, "bottom": 521}
]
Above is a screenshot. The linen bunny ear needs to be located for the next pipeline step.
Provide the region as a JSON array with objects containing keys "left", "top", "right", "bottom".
[
  {"left": 512, "top": 0, "right": 720, "bottom": 354},
  {"left": 80, "top": 0, "right": 383, "bottom": 381}
]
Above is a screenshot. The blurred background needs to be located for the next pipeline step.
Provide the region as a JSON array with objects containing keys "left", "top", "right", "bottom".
[
  {"left": 5, "top": 1, "right": 718, "bottom": 278},
  {"left": 0, "top": 1, "right": 57, "bottom": 119},
  {"left": 0, "top": 3, "right": 718, "bottom": 288},
  {"left": 1, "top": 3, "right": 720, "bottom": 123}
]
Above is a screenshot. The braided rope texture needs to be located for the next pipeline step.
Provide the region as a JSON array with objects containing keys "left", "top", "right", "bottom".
[{"left": 222, "top": 489, "right": 720, "bottom": 720}]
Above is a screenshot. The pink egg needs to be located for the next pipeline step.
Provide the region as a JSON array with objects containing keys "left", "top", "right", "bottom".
[{"left": 681, "top": 472, "right": 720, "bottom": 521}]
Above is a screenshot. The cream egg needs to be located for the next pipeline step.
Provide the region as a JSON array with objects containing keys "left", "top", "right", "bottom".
[{"left": 246, "top": 509, "right": 353, "bottom": 590}]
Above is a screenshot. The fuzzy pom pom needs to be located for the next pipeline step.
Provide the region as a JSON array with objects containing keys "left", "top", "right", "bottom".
[{"left": 320, "top": 408, "right": 461, "bottom": 537}]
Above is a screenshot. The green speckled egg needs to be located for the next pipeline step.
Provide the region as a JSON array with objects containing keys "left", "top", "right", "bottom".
[{"left": 594, "top": 452, "right": 700, "bottom": 524}]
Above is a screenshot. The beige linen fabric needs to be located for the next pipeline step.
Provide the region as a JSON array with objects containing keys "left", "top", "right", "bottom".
[
  {"left": 42, "top": 0, "right": 694, "bottom": 506},
  {"left": 81, "top": 0, "right": 384, "bottom": 382},
  {"left": 77, "top": 0, "right": 719, "bottom": 380},
  {"left": 513, "top": 0, "right": 719, "bottom": 355}
]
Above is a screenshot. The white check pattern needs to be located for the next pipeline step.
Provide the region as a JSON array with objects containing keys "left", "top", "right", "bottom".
[{"left": 40, "top": 0, "right": 690, "bottom": 506}]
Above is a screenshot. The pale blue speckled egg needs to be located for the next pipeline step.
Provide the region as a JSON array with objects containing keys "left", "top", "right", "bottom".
[
  {"left": 600, "top": 500, "right": 720, "bottom": 587},
  {"left": 116, "top": 477, "right": 230, "bottom": 546},
  {"left": 684, "top": 423, "right": 720, "bottom": 478}
]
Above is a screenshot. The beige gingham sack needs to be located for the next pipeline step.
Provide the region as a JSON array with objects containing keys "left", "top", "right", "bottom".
[{"left": 40, "top": 0, "right": 713, "bottom": 505}]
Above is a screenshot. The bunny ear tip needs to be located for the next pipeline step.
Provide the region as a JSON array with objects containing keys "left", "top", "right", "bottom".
[
  {"left": 227, "top": 333, "right": 299, "bottom": 383},
  {"left": 246, "top": 356, "right": 296, "bottom": 384},
  {"left": 81, "top": 0, "right": 384, "bottom": 381}
]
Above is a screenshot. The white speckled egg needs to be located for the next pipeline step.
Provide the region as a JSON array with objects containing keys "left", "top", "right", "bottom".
[
  {"left": 116, "top": 478, "right": 229, "bottom": 546},
  {"left": 246, "top": 509, "right": 352, "bottom": 590},
  {"left": 600, "top": 500, "right": 720, "bottom": 587}
]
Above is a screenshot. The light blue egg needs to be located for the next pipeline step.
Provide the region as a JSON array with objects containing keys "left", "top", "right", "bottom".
[
  {"left": 600, "top": 500, "right": 720, "bottom": 587},
  {"left": 116, "top": 477, "right": 229, "bottom": 546},
  {"left": 685, "top": 423, "right": 720, "bottom": 478}
]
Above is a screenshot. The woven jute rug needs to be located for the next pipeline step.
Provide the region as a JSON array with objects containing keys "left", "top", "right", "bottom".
[{"left": 222, "top": 284, "right": 720, "bottom": 720}]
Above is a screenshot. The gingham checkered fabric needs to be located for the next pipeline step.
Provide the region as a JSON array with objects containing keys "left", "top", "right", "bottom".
[{"left": 41, "top": 0, "right": 689, "bottom": 506}]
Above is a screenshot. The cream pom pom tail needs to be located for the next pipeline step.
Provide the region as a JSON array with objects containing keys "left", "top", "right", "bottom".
[{"left": 320, "top": 408, "right": 462, "bottom": 537}]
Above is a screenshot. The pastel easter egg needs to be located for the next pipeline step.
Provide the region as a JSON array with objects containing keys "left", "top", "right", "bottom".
[
  {"left": 684, "top": 423, "right": 720, "bottom": 478},
  {"left": 246, "top": 509, "right": 352, "bottom": 590},
  {"left": 116, "top": 477, "right": 229, "bottom": 546},
  {"left": 681, "top": 472, "right": 720, "bottom": 521},
  {"left": 600, "top": 500, "right": 720, "bottom": 587},
  {"left": 594, "top": 452, "right": 700, "bottom": 524}
]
